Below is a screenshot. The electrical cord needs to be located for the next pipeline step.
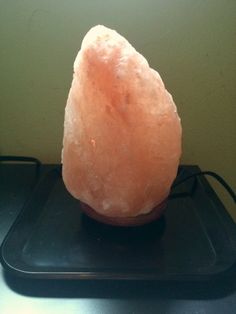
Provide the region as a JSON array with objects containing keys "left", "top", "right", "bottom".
[{"left": 171, "top": 170, "right": 236, "bottom": 203}]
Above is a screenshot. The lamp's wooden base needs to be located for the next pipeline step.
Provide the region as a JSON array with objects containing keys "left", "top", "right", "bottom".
[{"left": 80, "top": 200, "right": 167, "bottom": 227}]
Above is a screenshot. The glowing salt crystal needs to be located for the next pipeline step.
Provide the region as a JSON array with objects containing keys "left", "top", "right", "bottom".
[{"left": 62, "top": 25, "right": 182, "bottom": 218}]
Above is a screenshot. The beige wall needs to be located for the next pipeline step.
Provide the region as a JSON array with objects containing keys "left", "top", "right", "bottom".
[{"left": 0, "top": 0, "right": 235, "bottom": 219}]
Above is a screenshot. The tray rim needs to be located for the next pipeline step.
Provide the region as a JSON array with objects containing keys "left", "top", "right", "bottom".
[{"left": 1, "top": 165, "right": 236, "bottom": 281}]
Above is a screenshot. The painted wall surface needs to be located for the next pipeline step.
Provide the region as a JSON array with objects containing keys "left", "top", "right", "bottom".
[{"left": 0, "top": 0, "right": 235, "bottom": 219}]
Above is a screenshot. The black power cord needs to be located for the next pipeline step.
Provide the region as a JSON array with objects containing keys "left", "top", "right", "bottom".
[{"left": 171, "top": 170, "right": 236, "bottom": 203}]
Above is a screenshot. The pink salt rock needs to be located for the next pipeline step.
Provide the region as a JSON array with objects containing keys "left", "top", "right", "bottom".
[{"left": 62, "top": 25, "right": 182, "bottom": 220}]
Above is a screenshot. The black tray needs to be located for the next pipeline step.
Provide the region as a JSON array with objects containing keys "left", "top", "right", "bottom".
[{"left": 1, "top": 166, "right": 236, "bottom": 280}]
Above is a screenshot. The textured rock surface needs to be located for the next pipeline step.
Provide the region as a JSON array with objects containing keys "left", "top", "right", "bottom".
[{"left": 62, "top": 25, "right": 182, "bottom": 218}]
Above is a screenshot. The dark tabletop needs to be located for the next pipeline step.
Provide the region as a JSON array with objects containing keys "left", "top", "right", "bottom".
[{"left": 0, "top": 163, "right": 236, "bottom": 314}]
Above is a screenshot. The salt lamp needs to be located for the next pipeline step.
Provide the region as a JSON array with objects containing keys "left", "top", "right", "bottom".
[{"left": 62, "top": 25, "right": 182, "bottom": 226}]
